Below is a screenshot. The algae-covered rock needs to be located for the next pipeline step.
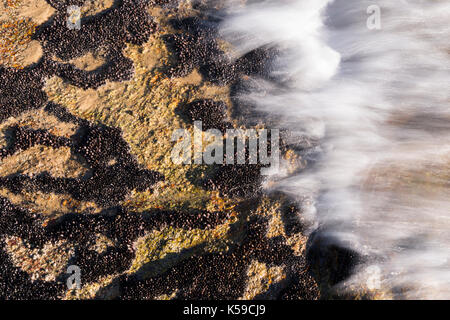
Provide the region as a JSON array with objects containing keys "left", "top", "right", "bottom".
[{"left": 0, "top": 0, "right": 319, "bottom": 300}]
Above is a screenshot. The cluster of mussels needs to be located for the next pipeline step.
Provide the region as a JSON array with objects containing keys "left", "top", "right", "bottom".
[
  {"left": 0, "top": 0, "right": 320, "bottom": 299},
  {"left": 167, "top": 15, "right": 281, "bottom": 198}
]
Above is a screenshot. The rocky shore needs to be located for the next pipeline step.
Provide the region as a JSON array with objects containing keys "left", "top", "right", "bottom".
[{"left": 0, "top": 0, "right": 327, "bottom": 300}]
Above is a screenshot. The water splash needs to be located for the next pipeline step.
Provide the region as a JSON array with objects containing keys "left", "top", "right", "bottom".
[{"left": 221, "top": 0, "right": 450, "bottom": 299}]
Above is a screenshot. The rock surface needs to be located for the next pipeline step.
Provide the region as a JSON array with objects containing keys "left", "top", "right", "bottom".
[{"left": 0, "top": 0, "right": 320, "bottom": 300}]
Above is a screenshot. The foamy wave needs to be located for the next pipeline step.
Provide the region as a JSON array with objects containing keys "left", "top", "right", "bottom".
[{"left": 221, "top": 0, "right": 450, "bottom": 299}]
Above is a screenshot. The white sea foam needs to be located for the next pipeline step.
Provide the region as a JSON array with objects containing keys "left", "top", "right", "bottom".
[{"left": 221, "top": 0, "right": 450, "bottom": 299}]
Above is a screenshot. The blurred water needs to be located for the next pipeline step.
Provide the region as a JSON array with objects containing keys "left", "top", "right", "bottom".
[{"left": 221, "top": 0, "right": 450, "bottom": 299}]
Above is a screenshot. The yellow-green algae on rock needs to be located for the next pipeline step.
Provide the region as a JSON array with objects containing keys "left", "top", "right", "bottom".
[{"left": 0, "top": 0, "right": 322, "bottom": 300}]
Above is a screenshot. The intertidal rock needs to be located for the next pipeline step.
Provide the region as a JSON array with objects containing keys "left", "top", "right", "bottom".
[{"left": 0, "top": 0, "right": 319, "bottom": 300}]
